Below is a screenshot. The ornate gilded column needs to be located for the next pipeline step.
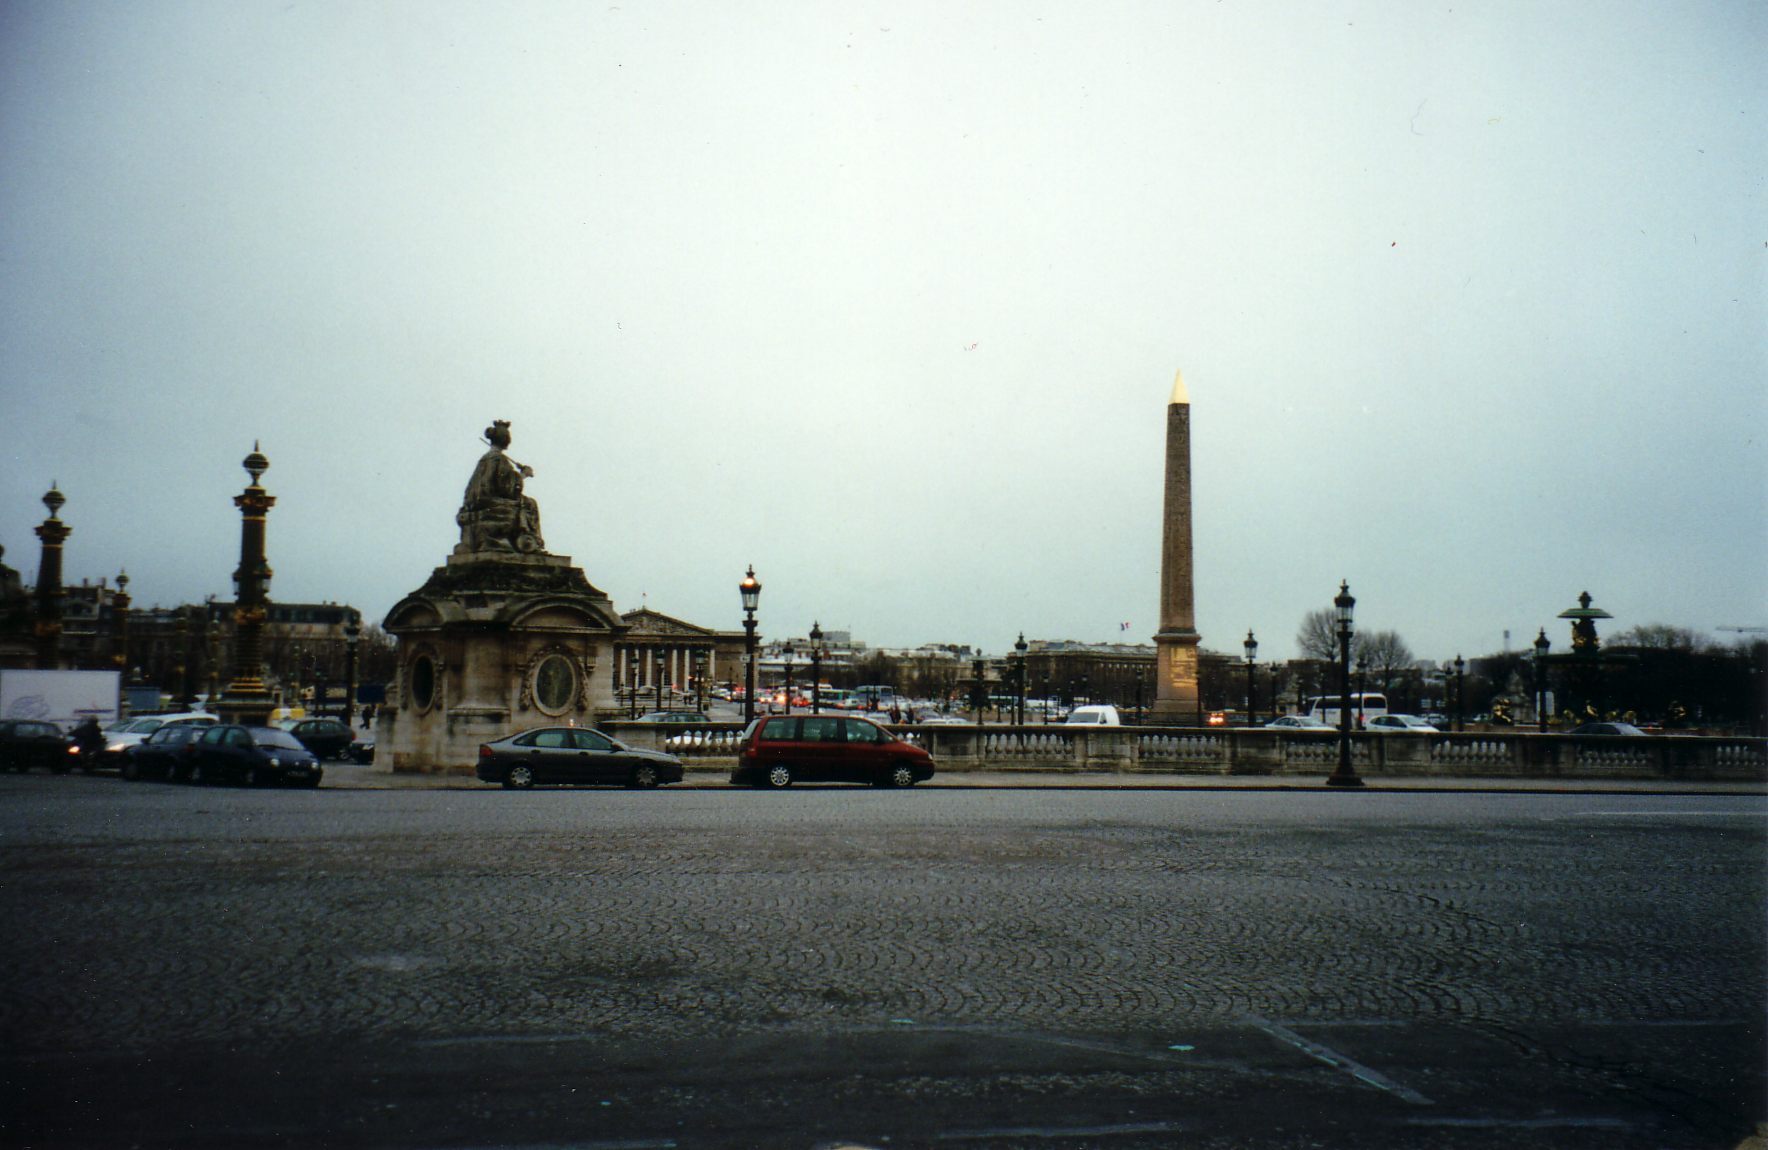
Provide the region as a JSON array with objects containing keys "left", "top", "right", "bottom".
[
  {"left": 215, "top": 444, "right": 277, "bottom": 726},
  {"left": 33, "top": 485, "right": 71, "bottom": 670}
]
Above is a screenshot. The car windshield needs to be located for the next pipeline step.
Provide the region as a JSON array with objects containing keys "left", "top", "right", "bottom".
[
  {"left": 250, "top": 728, "right": 306, "bottom": 750},
  {"left": 131, "top": 718, "right": 164, "bottom": 733}
]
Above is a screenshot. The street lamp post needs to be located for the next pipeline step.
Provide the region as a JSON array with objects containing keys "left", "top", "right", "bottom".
[
  {"left": 740, "top": 566, "right": 761, "bottom": 725},
  {"left": 654, "top": 650, "right": 665, "bottom": 715},
  {"left": 693, "top": 649, "right": 709, "bottom": 713},
  {"left": 782, "top": 641, "right": 795, "bottom": 716},
  {"left": 1014, "top": 633, "right": 1028, "bottom": 725},
  {"left": 1355, "top": 653, "right": 1368, "bottom": 729},
  {"left": 627, "top": 648, "right": 640, "bottom": 719},
  {"left": 1133, "top": 667, "right": 1144, "bottom": 725},
  {"left": 809, "top": 623, "right": 824, "bottom": 714},
  {"left": 343, "top": 615, "right": 360, "bottom": 727},
  {"left": 1454, "top": 654, "right": 1466, "bottom": 732},
  {"left": 972, "top": 653, "right": 986, "bottom": 728},
  {"left": 1532, "top": 629, "right": 1550, "bottom": 732},
  {"left": 1327, "top": 581, "right": 1363, "bottom": 787},
  {"left": 1243, "top": 629, "right": 1259, "bottom": 727}
]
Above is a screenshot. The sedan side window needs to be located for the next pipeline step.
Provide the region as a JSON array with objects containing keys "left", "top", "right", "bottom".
[
  {"left": 533, "top": 729, "right": 571, "bottom": 749},
  {"left": 573, "top": 730, "right": 613, "bottom": 752}
]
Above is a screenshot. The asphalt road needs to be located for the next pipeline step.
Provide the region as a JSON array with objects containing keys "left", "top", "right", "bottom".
[{"left": 1, "top": 774, "right": 1763, "bottom": 1150}]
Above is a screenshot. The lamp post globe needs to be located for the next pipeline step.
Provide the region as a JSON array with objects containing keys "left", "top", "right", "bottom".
[
  {"left": 739, "top": 566, "right": 761, "bottom": 724},
  {"left": 1327, "top": 580, "right": 1363, "bottom": 787}
]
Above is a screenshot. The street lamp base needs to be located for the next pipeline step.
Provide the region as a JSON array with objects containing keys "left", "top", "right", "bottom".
[{"left": 1325, "top": 772, "right": 1366, "bottom": 788}]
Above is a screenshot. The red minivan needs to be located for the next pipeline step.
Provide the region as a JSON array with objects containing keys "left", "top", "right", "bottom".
[{"left": 731, "top": 714, "right": 935, "bottom": 789}]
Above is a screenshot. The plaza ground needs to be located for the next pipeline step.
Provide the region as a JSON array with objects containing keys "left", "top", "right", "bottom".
[{"left": 1, "top": 774, "right": 1762, "bottom": 1149}]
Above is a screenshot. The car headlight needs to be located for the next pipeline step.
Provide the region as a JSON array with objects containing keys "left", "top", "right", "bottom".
[
  {"left": 268, "top": 756, "right": 281, "bottom": 767},
  {"left": 106, "top": 742, "right": 128, "bottom": 753}
]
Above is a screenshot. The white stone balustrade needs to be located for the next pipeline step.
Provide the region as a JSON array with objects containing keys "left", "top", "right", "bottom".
[{"left": 603, "top": 721, "right": 1768, "bottom": 782}]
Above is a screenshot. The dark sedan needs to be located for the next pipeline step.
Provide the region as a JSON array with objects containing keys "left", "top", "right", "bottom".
[
  {"left": 284, "top": 718, "right": 356, "bottom": 761},
  {"left": 476, "top": 726, "right": 684, "bottom": 789},
  {"left": 121, "top": 723, "right": 207, "bottom": 781},
  {"left": 0, "top": 719, "right": 72, "bottom": 773},
  {"left": 187, "top": 725, "right": 323, "bottom": 787}
]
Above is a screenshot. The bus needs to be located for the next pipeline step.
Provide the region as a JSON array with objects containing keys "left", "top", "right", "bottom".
[
  {"left": 1305, "top": 693, "right": 1389, "bottom": 729},
  {"left": 853, "top": 685, "right": 897, "bottom": 711}
]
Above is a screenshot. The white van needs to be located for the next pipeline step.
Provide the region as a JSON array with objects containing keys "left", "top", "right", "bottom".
[
  {"left": 1064, "top": 704, "right": 1122, "bottom": 726},
  {"left": 1305, "top": 694, "right": 1388, "bottom": 729}
]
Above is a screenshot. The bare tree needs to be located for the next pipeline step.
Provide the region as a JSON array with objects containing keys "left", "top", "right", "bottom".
[
  {"left": 1297, "top": 609, "right": 1372, "bottom": 664},
  {"left": 1610, "top": 624, "right": 1705, "bottom": 652},
  {"left": 1295, "top": 609, "right": 1341, "bottom": 661},
  {"left": 1358, "top": 630, "right": 1415, "bottom": 691}
]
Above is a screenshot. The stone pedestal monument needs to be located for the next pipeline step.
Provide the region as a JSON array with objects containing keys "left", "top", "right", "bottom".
[{"left": 381, "top": 421, "right": 626, "bottom": 772}]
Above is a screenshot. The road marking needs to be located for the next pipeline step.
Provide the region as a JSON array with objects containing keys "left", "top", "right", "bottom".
[
  {"left": 937, "top": 1121, "right": 1187, "bottom": 1140},
  {"left": 423, "top": 1142, "right": 678, "bottom": 1150},
  {"left": 1248, "top": 1018, "right": 1434, "bottom": 1106},
  {"left": 1407, "top": 1117, "right": 1633, "bottom": 1129}
]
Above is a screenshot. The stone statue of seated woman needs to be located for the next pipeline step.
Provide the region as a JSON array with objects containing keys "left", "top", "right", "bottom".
[{"left": 456, "top": 420, "right": 546, "bottom": 554}]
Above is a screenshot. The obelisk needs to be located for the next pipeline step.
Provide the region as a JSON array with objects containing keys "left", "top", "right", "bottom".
[{"left": 1152, "top": 369, "right": 1201, "bottom": 722}]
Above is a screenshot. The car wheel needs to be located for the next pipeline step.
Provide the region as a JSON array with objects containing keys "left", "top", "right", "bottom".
[
  {"left": 336, "top": 746, "right": 354, "bottom": 762},
  {"left": 506, "top": 764, "right": 535, "bottom": 789},
  {"left": 241, "top": 767, "right": 258, "bottom": 788},
  {"left": 631, "top": 763, "right": 660, "bottom": 789},
  {"left": 886, "top": 763, "right": 917, "bottom": 788},
  {"left": 120, "top": 758, "right": 140, "bottom": 782},
  {"left": 189, "top": 763, "right": 205, "bottom": 785},
  {"left": 765, "top": 764, "right": 793, "bottom": 789}
]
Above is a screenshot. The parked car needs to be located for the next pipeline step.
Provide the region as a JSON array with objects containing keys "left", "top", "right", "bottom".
[
  {"left": 283, "top": 717, "right": 356, "bottom": 760},
  {"left": 1064, "top": 704, "right": 1123, "bottom": 726},
  {"left": 476, "top": 726, "right": 684, "bottom": 789},
  {"left": 187, "top": 725, "right": 324, "bottom": 787},
  {"left": 350, "top": 737, "right": 375, "bottom": 764},
  {"left": 1367, "top": 714, "right": 1440, "bottom": 733},
  {"left": 100, "top": 712, "right": 216, "bottom": 766},
  {"left": 633, "top": 710, "right": 711, "bottom": 724},
  {"left": 731, "top": 714, "right": 935, "bottom": 789},
  {"left": 1265, "top": 714, "right": 1333, "bottom": 730},
  {"left": 0, "top": 719, "right": 72, "bottom": 772},
  {"left": 122, "top": 723, "right": 208, "bottom": 781},
  {"left": 1570, "top": 721, "right": 1648, "bottom": 736}
]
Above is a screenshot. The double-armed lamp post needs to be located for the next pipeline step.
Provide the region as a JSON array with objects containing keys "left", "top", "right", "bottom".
[
  {"left": 1327, "top": 581, "right": 1363, "bottom": 787},
  {"left": 740, "top": 566, "right": 761, "bottom": 725}
]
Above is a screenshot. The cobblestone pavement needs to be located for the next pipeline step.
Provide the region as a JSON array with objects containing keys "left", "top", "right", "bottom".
[{"left": 0, "top": 774, "right": 1762, "bottom": 1149}]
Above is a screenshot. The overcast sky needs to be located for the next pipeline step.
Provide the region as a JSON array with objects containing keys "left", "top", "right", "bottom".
[{"left": 2, "top": 1, "right": 1762, "bottom": 663}]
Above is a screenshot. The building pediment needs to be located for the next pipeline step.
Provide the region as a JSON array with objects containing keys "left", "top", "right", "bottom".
[{"left": 621, "top": 608, "right": 717, "bottom": 639}]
